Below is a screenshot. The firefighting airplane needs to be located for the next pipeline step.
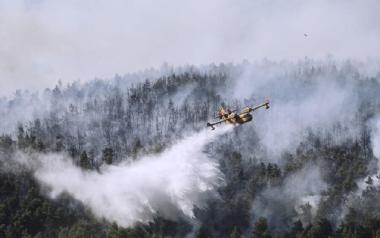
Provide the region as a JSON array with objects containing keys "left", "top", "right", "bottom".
[{"left": 207, "top": 100, "right": 270, "bottom": 130}]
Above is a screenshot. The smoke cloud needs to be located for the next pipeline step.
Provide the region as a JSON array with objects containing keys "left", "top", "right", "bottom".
[
  {"left": 252, "top": 165, "right": 327, "bottom": 230},
  {"left": 355, "top": 118, "right": 380, "bottom": 191},
  {"left": 13, "top": 125, "right": 232, "bottom": 227},
  {"left": 1, "top": 0, "right": 379, "bottom": 96},
  {"left": 230, "top": 61, "right": 362, "bottom": 160},
  {"left": 373, "top": 118, "right": 380, "bottom": 162}
]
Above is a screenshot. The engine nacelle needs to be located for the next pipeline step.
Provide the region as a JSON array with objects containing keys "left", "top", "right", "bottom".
[{"left": 240, "top": 107, "right": 252, "bottom": 114}]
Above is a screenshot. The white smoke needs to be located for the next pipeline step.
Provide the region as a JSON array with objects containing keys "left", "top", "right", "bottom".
[
  {"left": 338, "top": 117, "right": 380, "bottom": 224},
  {"left": 374, "top": 119, "right": 380, "bottom": 163},
  {"left": 252, "top": 165, "right": 327, "bottom": 229},
  {"left": 1, "top": 0, "right": 380, "bottom": 96},
  {"left": 234, "top": 63, "right": 359, "bottom": 160},
  {"left": 14, "top": 125, "right": 232, "bottom": 227},
  {"left": 355, "top": 118, "right": 380, "bottom": 192}
]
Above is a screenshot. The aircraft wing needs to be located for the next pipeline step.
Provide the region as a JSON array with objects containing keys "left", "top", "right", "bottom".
[
  {"left": 207, "top": 118, "right": 229, "bottom": 130},
  {"left": 251, "top": 100, "right": 270, "bottom": 112}
]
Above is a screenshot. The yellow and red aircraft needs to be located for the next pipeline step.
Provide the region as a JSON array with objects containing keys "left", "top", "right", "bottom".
[{"left": 207, "top": 100, "right": 270, "bottom": 130}]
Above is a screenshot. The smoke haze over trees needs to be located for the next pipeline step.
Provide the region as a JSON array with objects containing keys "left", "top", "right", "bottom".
[
  {"left": 1, "top": 59, "right": 380, "bottom": 237},
  {"left": 1, "top": 0, "right": 380, "bottom": 95}
]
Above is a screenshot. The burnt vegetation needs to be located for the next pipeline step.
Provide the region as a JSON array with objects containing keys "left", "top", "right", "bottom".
[{"left": 1, "top": 60, "right": 380, "bottom": 237}]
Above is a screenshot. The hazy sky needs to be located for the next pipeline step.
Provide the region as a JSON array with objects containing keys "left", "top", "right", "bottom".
[{"left": 0, "top": 0, "right": 379, "bottom": 96}]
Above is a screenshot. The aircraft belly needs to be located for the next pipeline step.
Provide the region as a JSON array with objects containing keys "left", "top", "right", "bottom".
[
  {"left": 238, "top": 113, "right": 252, "bottom": 123},
  {"left": 228, "top": 118, "right": 236, "bottom": 123}
]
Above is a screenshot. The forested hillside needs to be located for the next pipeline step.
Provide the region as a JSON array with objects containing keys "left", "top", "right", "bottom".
[{"left": 1, "top": 59, "right": 380, "bottom": 237}]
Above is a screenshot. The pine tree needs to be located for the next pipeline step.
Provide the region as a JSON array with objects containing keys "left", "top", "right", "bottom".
[
  {"left": 79, "top": 151, "right": 92, "bottom": 170},
  {"left": 252, "top": 217, "right": 271, "bottom": 238},
  {"left": 102, "top": 148, "right": 114, "bottom": 165}
]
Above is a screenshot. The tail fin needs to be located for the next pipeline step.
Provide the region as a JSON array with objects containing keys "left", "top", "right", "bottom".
[{"left": 218, "top": 106, "right": 226, "bottom": 118}]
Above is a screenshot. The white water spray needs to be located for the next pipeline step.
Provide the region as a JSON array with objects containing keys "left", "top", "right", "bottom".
[{"left": 15, "top": 125, "right": 232, "bottom": 227}]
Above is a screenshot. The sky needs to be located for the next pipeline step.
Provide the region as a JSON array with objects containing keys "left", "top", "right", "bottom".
[{"left": 0, "top": 0, "right": 379, "bottom": 96}]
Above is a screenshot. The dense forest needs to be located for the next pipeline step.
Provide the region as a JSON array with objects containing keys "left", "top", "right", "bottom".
[{"left": 1, "top": 59, "right": 380, "bottom": 237}]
